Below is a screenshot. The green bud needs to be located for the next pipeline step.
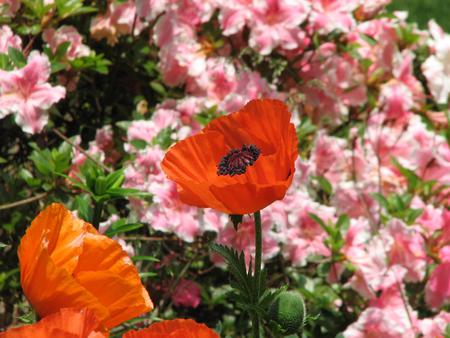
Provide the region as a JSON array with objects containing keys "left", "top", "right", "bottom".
[{"left": 268, "top": 290, "right": 306, "bottom": 335}]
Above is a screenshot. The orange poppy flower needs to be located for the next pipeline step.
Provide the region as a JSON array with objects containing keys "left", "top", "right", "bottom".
[
  {"left": 123, "top": 319, "right": 219, "bottom": 338},
  {"left": 0, "top": 307, "right": 106, "bottom": 338},
  {"left": 161, "top": 99, "right": 298, "bottom": 215},
  {"left": 18, "top": 203, "right": 153, "bottom": 329}
]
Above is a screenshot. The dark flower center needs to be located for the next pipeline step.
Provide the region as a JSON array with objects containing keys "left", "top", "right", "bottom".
[{"left": 217, "top": 144, "right": 261, "bottom": 176}]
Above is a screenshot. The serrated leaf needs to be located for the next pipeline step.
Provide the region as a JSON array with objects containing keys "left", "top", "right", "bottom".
[{"left": 210, "top": 243, "right": 252, "bottom": 297}]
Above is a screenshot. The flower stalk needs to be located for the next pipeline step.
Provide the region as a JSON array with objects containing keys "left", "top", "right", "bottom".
[{"left": 253, "top": 210, "right": 262, "bottom": 338}]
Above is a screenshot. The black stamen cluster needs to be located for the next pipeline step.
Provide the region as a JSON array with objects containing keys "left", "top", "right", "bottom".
[{"left": 217, "top": 144, "right": 261, "bottom": 176}]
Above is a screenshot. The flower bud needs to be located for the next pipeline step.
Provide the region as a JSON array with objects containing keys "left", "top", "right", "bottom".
[{"left": 268, "top": 290, "right": 306, "bottom": 335}]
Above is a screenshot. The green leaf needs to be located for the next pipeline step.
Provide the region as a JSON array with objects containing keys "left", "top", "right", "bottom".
[
  {"left": 0, "top": 53, "right": 10, "bottom": 70},
  {"left": 210, "top": 243, "right": 253, "bottom": 299},
  {"left": 105, "top": 222, "right": 143, "bottom": 237},
  {"left": 54, "top": 41, "right": 71, "bottom": 59},
  {"left": 359, "top": 33, "right": 377, "bottom": 46},
  {"left": 74, "top": 195, "right": 92, "bottom": 222},
  {"left": 139, "top": 272, "right": 157, "bottom": 279},
  {"left": 104, "top": 169, "right": 125, "bottom": 190},
  {"left": 314, "top": 176, "right": 333, "bottom": 195},
  {"left": 8, "top": 47, "right": 26, "bottom": 68},
  {"left": 392, "top": 158, "right": 420, "bottom": 192},
  {"left": 150, "top": 81, "right": 166, "bottom": 96},
  {"left": 131, "top": 255, "right": 159, "bottom": 263},
  {"left": 130, "top": 139, "right": 148, "bottom": 150},
  {"left": 372, "top": 192, "right": 389, "bottom": 210}
]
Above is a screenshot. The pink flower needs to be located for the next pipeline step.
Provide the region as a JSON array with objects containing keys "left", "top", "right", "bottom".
[
  {"left": 218, "top": 0, "right": 254, "bottom": 36},
  {"left": 281, "top": 191, "right": 335, "bottom": 266},
  {"left": 343, "top": 286, "right": 418, "bottom": 338},
  {"left": 0, "top": 52, "right": 66, "bottom": 133},
  {"left": 422, "top": 20, "right": 450, "bottom": 104},
  {"left": 379, "top": 80, "right": 413, "bottom": 122},
  {"left": 248, "top": 0, "right": 310, "bottom": 55},
  {"left": 43, "top": 26, "right": 90, "bottom": 60},
  {"left": 221, "top": 71, "right": 281, "bottom": 113},
  {"left": 136, "top": 0, "right": 167, "bottom": 21},
  {"left": 214, "top": 213, "right": 280, "bottom": 268},
  {"left": 385, "top": 219, "right": 426, "bottom": 282},
  {"left": 298, "top": 43, "right": 366, "bottom": 124},
  {"left": 310, "top": 132, "right": 348, "bottom": 185},
  {"left": 187, "top": 58, "right": 238, "bottom": 101},
  {"left": 425, "top": 246, "right": 450, "bottom": 309},
  {"left": 309, "top": 0, "right": 359, "bottom": 34},
  {"left": 128, "top": 120, "right": 159, "bottom": 144},
  {"left": 349, "top": 19, "right": 398, "bottom": 80},
  {"left": 0, "top": 25, "right": 21, "bottom": 53},
  {"left": 0, "top": 0, "right": 20, "bottom": 16},
  {"left": 418, "top": 312, "right": 450, "bottom": 337},
  {"left": 91, "top": 0, "right": 145, "bottom": 46},
  {"left": 332, "top": 181, "right": 376, "bottom": 219},
  {"left": 172, "top": 279, "right": 201, "bottom": 308}
]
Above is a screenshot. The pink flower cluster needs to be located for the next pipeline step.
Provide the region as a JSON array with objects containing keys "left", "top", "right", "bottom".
[
  {"left": 4, "top": 0, "right": 450, "bottom": 332},
  {"left": 113, "top": 0, "right": 450, "bottom": 334}
]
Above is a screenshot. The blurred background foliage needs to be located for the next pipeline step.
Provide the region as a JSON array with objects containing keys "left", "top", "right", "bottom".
[{"left": 389, "top": 0, "right": 450, "bottom": 31}]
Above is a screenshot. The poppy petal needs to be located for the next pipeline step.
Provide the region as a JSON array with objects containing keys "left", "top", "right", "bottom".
[
  {"left": 0, "top": 307, "right": 107, "bottom": 338},
  {"left": 162, "top": 99, "right": 298, "bottom": 215},
  {"left": 18, "top": 204, "right": 153, "bottom": 329},
  {"left": 123, "top": 319, "right": 219, "bottom": 338}
]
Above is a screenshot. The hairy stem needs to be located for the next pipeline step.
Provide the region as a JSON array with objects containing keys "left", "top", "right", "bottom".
[{"left": 253, "top": 210, "right": 262, "bottom": 338}]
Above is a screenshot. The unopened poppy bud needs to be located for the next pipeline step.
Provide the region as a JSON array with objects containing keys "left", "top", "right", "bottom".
[{"left": 268, "top": 290, "right": 306, "bottom": 335}]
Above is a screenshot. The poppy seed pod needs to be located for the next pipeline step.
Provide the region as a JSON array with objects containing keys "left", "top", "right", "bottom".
[
  {"left": 268, "top": 290, "right": 306, "bottom": 335},
  {"left": 161, "top": 99, "right": 298, "bottom": 215}
]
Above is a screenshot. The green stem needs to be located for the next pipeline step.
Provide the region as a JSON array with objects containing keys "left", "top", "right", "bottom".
[
  {"left": 92, "top": 201, "right": 103, "bottom": 228},
  {"left": 253, "top": 210, "right": 262, "bottom": 338}
]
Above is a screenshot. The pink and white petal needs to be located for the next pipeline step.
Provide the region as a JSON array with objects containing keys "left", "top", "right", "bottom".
[
  {"left": 15, "top": 102, "right": 48, "bottom": 134},
  {"left": 28, "top": 84, "right": 66, "bottom": 109}
]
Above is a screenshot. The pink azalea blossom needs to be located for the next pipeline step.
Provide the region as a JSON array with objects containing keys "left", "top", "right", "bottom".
[
  {"left": 43, "top": 26, "right": 90, "bottom": 60},
  {"left": 0, "top": 0, "right": 20, "bottom": 16},
  {"left": 418, "top": 312, "right": 450, "bottom": 338},
  {"left": 298, "top": 43, "right": 366, "bottom": 124},
  {"left": 187, "top": 58, "right": 238, "bottom": 101},
  {"left": 248, "top": 0, "right": 310, "bottom": 55},
  {"left": 379, "top": 80, "right": 414, "bottom": 122},
  {"left": 425, "top": 246, "right": 450, "bottom": 309},
  {"left": 221, "top": 71, "right": 281, "bottom": 113},
  {"left": 349, "top": 18, "right": 398, "bottom": 80},
  {"left": 282, "top": 191, "right": 335, "bottom": 266},
  {"left": 172, "top": 279, "right": 202, "bottom": 308},
  {"left": 309, "top": 0, "right": 359, "bottom": 34},
  {"left": 136, "top": 0, "right": 167, "bottom": 21},
  {"left": 0, "top": 25, "right": 21, "bottom": 53},
  {"left": 0, "top": 52, "right": 66, "bottom": 133},
  {"left": 310, "top": 131, "right": 348, "bottom": 185},
  {"left": 385, "top": 219, "right": 426, "bottom": 282},
  {"left": 343, "top": 286, "right": 418, "bottom": 337},
  {"left": 214, "top": 213, "right": 280, "bottom": 268},
  {"left": 218, "top": 0, "right": 254, "bottom": 36},
  {"left": 422, "top": 20, "right": 450, "bottom": 104},
  {"left": 91, "top": 0, "right": 145, "bottom": 46}
]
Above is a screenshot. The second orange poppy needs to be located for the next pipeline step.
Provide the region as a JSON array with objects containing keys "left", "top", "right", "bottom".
[{"left": 18, "top": 203, "right": 153, "bottom": 329}]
